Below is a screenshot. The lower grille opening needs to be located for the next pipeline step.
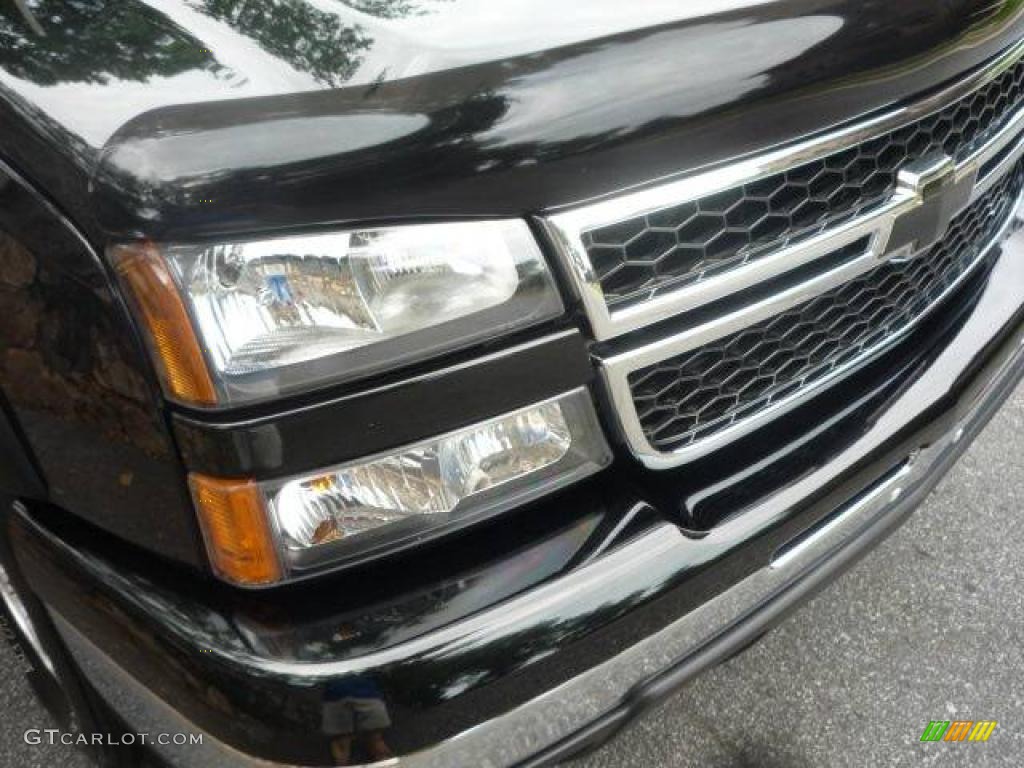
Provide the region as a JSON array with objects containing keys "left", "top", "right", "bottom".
[
  {"left": 679, "top": 255, "right": 994, "bottom": 531},
  {"left": 628, "top": 162, "right": 1024, "bottom": 454}
]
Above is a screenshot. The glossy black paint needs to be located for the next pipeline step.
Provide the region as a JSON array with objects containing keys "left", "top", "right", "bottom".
[
  {"left": 0, "top": 158, "right": 205, "bottom": 566},
  {"left": 0, "top": 1, "right": 1020, "bottom": 245},
  {"left": 173, "top": 329, "right": 592, "bottom": 478},
  {"left": 0, "top": 393, "right": 45, "bottom": 500},
  {"left": 13, "top": 480, "right": 656, "bottom": 764},
  {"left": 91, "top": 1, "right": 1024, "bottom": 241},
  {"left": 15, "top": 234, "right": 1024, "bottom": 763}
]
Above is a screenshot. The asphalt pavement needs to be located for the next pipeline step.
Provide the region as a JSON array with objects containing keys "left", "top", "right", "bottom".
[{"left": 2, "top": 383, "right": 1023, "bottom": 768}]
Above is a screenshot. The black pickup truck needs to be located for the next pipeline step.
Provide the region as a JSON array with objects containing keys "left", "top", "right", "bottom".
[{"left": 2, "top": 1, "right": 1023, "bottom": 766}]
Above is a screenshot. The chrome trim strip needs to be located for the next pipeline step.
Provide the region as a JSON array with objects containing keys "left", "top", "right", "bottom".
[
  {"left": 602, "top": 194, "right": 1024, "bottom": 469},
  {"left": 769, "top": 463, "right": 911, "bottom": 569},
  {"left": 544, "top": 38, "right": 1024, "bottom": 342},
  {"left": 971, "top": 102, "right": 1024, "bottom": 199}
]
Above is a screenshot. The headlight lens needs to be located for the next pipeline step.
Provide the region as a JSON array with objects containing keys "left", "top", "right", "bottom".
[
  {"left": 190, "top": 389, "right": 611, "bottom": 584},
  {"left": 113, "top": 220, "right": 562, "bottom": 406},
  {"left": 273, "top": 399, "right": 573, "bottom": 548}
]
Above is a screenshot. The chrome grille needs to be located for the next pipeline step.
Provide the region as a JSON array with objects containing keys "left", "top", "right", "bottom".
[
  {"left": 545, "top": 40, "right": 1024, "bottom": 469},
  {"left": 583, "top": 54, "right": 1024, "bottom": 310},
  {"left": 629, "top": 165, "right": 1023, "bottom": 453}
]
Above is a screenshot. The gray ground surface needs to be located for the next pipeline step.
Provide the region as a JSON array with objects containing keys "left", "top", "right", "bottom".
[{"left": 1, "top": 384, "right": 1022, "bottom": 768}]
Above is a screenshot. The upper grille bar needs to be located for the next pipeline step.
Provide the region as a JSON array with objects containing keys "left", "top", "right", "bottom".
[{"left": 544, "top": 39, "right": 1024, "bottom": 342}]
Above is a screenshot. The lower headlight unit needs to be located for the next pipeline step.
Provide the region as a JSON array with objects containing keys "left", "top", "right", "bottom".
[
  {"left": 265, "top": 388, "right": 610, "bottom": 578},
  {"left": 191, "top": 389, "right": 611, "bottom": 584}
]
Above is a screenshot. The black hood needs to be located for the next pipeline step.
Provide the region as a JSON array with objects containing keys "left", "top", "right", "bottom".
[{"left": 0, "top": 0, "right": 1020, "bottom": 243}]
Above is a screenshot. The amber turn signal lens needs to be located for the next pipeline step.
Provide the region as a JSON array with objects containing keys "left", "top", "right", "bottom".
[
  {"left": 189, "top": 473, "right": 282, "bottom": 586},
  {"left": 112, "top": 243, "right": 217, "bottom": 406}
]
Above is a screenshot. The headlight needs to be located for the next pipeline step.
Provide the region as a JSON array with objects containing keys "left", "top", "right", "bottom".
[
  {"left": 112, "top": 220, "right": 562, "bottom": 406},
  {"left": 190, "top": 389, "right": 611, "bottom": 585}
]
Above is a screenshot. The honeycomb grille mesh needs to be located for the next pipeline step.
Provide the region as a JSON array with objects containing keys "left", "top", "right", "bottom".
[
  {"left": 628, "top": 163, "right": 1023, "bottom": 453},
  {"left": 586, "top": 56, "right": 1024, "bottom": 309}
]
